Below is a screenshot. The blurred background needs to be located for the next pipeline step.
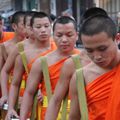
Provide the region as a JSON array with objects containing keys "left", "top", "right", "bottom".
[
  {"left": 0, "top": 0, "right": 120, "bottom": 26},
  {"left": 0, "top": 0, "right": 120, "bottom": 46}
]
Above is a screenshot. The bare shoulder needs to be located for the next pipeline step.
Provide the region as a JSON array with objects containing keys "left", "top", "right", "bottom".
[
  {"left": 80, "top": 49, "right": 91, "bottom": 66},
  {"left": 22, "top": 39, "right": 33, "bottom": 50},
  {"left": 83, "top": 62, "right": 108, "bottom": 85},
  {"left": 45, "top": 50, "right": 56, "bottom": 60},
  {"left": 3, "top": 39, "right": 16, "bottom": 54},
  {"left": 4, "top": 39, "right": 13, "bottom": 47},
  {"left": 63, "top": 57, "right": 75, "bottom": 69},
  {"left": 30, "top": 58, "right": 43, "bottom": 75},
  {"left": 21, "top": 49, "right": 35, "bottom": 63},
  {"left": 33, "top": 58, "right": 42, "bottom": 68},
  {"left": 23, "top": 49, "right": 32, "bottom": 57},
  {"left": 61, "top": 57, "right": 75, "bottom": 78},
  {"left": 45, "top": 50, "right": 61, "bottom": 65},
  {"left": 11, "top": 45, "right": 19, "bottom": 55}
]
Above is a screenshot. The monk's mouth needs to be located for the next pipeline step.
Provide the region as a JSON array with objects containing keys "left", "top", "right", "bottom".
[{"left": 95, "top": 61, "right": 105, "bottom": 65}]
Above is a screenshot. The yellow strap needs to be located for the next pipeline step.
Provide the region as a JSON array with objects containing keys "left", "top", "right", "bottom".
[
  {"left": 41, "top": 95, "right": 70, "bottom": 120},
  {"left": 61, "top": 54, "right": 82, "bottom": 120},
  {"left": 17, "top": 41, "right": 28, "bottom": 88},
  {"left": 41, "top": 96, "right": 48, "bottom": 107},
  {"left": 17, "top": 41, "right": 29, "bottom": 75},
  {"left": 18, "top": 48, "right": 37, "bottom": 120},
  {"left": 20, "top": 51, "right": 29, "bottom": 75},
  {"left": 76, "top": 69, "right": 88, "bottom": 120},
  {"left": 30, "top": 92, "right": 38, "bottom": 120},
  {"left": 42, "top": 95, "right": 70, "bottom": 109},
  {"left": 20, "top": 79, "right": 26, "bottom": 88},
  {"left": 61, "top": 95, "right": 69, "bottom": 120},
  {"left": 31, "top": 56, "right": 52, "bottom": 120},
  {"left": 72, "top": 54, "right": 82, "bottom": 69},
  {"left": 17, "top": 41, "right": 24, "bottom": 53},
  {"left": 40, "top": 56, "right": 52, "bottom": 102},
  {"left": 15, "top": 42, "right": 26, "bottom": 112}
]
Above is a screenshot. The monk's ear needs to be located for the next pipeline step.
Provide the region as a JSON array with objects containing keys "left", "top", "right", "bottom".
[
  {"left": 30, "top": 26, "right": 34, "bottom": 32},
  {"left": 11, "top": 23, "right": 17, "bottom": 31},
  {"left": 29, "top": 26, "right": 33, "bottom": 31},
  {"left": 115, "top": 33, "right": 120, "bottom": 41},
  {"left": 75, "top": 31, "right": 79, "bottom": 42}
]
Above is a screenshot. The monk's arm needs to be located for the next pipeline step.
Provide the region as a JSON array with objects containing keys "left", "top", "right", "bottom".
[
  {"left": 8, "top": 55, "right": 25, "bottom": 115},
  {"left": 20, "top": 59, "right": 42, "bottom": 120},
  {"left": 1, "top": 47, "right": 19, "bottom": 97},
  {"left": 0, "top": 45, "right": 8, "bottom": 107},
  {"left": 45, "top": 59, "right": 75, "bottom": 120},
  {"left": 0, "top": 45, "right": 4, "bottom": 72},
  {"left": 69, "top": 73, "right": 80, "bottom": 120},
  {"left": 0, "top": 44, "right": 8, "bottom": 71}
]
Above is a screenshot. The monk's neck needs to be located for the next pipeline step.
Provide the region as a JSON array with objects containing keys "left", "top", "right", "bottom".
[
  {"left": 12, "top": 38, "right": 24, "bottom": 44},
  {"left": 108, "top": 51, "right": 120, "bottom": 69},
  {"left": 34, "top": 39, "right": 51, "bottom": 49},
  {"left": 56, "top": 49, "right": 75, "bottom": 57},
  {"left": 12, "top": 35, "right": 25, "bottom": 44},
  {"left": 28, "top": 37, "right": 34, "bottom": 44}
]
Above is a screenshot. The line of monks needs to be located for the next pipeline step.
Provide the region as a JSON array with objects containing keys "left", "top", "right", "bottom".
[{"left": 0, "top": 7, "right": 120, "bottom": 120}]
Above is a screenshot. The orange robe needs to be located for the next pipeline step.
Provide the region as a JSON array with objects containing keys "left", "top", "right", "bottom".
[
  {"left": 19, "top": 40, "right": 57, "bottom": 119},
  {"left": 27, "top": 40, "right": 57, "bottom": 71},
  {"left": 40, "top": 49, "right": 80, "bottom": 120},
  {"left": 19, "top": 40, "right": 57, "bottom": 96},
  {"left": 86, "top": 64, "right": 120, "bottom": 120},
  {"left": 0, "top": 32, "right": 14, "bottom": 43}
]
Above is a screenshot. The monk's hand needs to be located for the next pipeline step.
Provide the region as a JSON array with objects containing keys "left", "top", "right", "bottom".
[
  {"left": 5, "top": 109, "right": 19, "bottom": 120},
  {"left": 0, "top": 95, "right": 8, "bottom": 108},
  {"left": 37, "top": 89, "right": 43, "bottom": 104}
]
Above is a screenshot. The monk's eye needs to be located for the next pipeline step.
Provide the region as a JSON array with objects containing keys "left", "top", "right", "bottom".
[
  {"left": 44, "top": 24, "right": 50, "bottom": 28},
  {"left": 56, "top": 34, "right": 63, "bottom": 38},
  {"left": 98, "top": 47, "right": 107, "bottom": 51},
  {"left": 67, "top": 34, "right": 74, "bottom": 37},
  {"left": 36, "top": 26, "right": 41, "bottom": 29},
  {"left": 86, "top": 49, "right": 93, "bottom": 53}
]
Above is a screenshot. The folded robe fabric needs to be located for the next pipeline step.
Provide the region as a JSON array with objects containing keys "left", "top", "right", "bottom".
[
  {"left": 27, "top": 40, "right": 57, "bottom": 70},
  {"left": 86, "top": 64, "right": 120, "bottom": 120},
  {"left": 20, "top": 40, "right": 57, "bottom": 96},
  {"left": 0, "top": 32, "right": 15, "bottom": 43},
  {"left": 40, "top": 49, "right": 80, "bottom": 120}
]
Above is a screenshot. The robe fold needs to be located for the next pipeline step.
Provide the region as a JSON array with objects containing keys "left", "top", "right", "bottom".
[{"left": 86, "top": 64, "right": 120, "bottom": 120}]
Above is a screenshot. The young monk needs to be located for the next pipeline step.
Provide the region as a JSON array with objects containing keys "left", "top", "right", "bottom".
[
  {"left": 20, "top": 16, "right": 80, "bottom": 120},
  {"left": 5, "top": 11, "right": 57, "bottom": 119},
  {"left": 0, "top": 15, "right": 15, "bottom": 72},
  {"left": 0, "top": 15, "right": 15, "bottom": 97},
  {"left": 0, "top": 11, "right": 37, "bottom": 107},
  {"left": 69, "top": 10, "right": 120, "bottom": 120},
  {"left": 0, "top": 11, "right": 26, "bottom": 106},
  {"left": 45, "top": 7, "right": 108, "bottom": 120}
]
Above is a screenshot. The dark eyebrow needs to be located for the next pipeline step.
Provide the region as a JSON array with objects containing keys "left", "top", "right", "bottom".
[
  {"left": 97, "top": 45, "right": 107, "bottom": 49},
  {"left": 66, "top": 31, "right": 73, "bottom": 34},
  {"left": 84, "top": 47, "right": 91, "bottom": 50}
]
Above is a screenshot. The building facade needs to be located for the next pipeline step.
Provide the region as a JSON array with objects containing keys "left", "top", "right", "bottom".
[
  {"left": 94, "top": 0, "right": 120, "bottom": 31},
  {"left": 5, "top": 0, "right": 120, "bottom": 28}
]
